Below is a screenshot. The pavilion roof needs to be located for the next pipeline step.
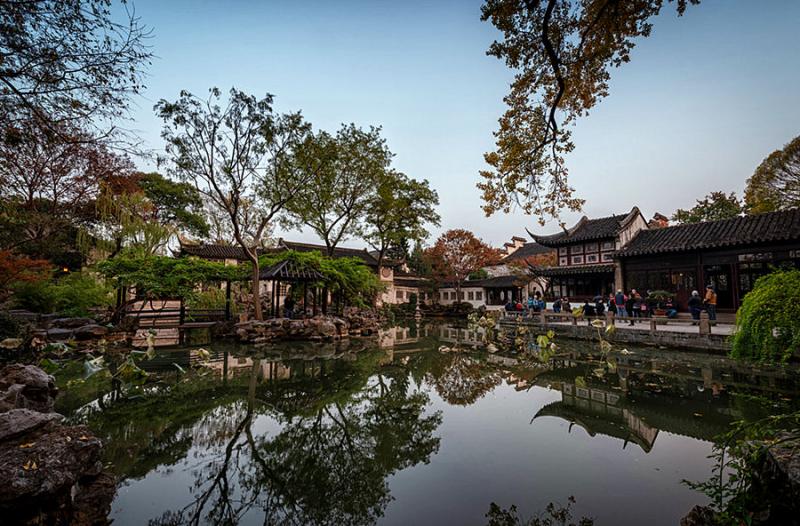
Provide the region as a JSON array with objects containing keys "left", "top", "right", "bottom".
[
  {"left": 259, "top": 259, "right": 326, "bottom": 282},
  {"left": 277, "top": 239, "right": 379, "bottom": 266}
]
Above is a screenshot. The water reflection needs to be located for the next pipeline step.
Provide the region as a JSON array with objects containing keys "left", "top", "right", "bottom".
[{"left": 53, "top": 324, "right": 800, "bottom": 526}]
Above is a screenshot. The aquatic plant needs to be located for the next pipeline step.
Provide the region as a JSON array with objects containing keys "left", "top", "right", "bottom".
[
  {"left": 684, "top": 397, "right": 800, "bottom": 524},
  {"left": 485, "top": 496, "right": 594, "bottom": 526}
]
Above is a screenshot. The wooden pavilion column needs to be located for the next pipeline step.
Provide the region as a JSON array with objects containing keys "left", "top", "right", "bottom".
[{"left": 313, "top": 287, "right": 318, "bottom": 316}]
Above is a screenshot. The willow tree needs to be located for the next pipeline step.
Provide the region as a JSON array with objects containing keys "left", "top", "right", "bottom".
[
  {"left": 156, "top": 88, "right": 314, "bottom": 320},
  {"left": 94, "top": 172, "right": 209, "bottom": 257},
  {"left": 478, "top": 0, "right": 698, "bottom": 220}
]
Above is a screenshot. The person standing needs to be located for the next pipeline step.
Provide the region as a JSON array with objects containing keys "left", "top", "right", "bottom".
[
  {"left": 704, "top": 285, "right": 718, "bottom": 321},
  {"left": 553, "top": 297, "right": 562, "bottom": 313},
  {"left": 688, "top": 290, "right": 702, "bottom": 320},
  {"left": 632, "top": 290, "right": 643, "bottom": 320},
  {"left": 625, "top": 292, "right": 636, "bottom": 326},
  {"left": 562, "top": 297, "right": 572, "bottom": 313},
  {"left": 614, "top": 289, "right": 627, "bottom": 318},
  {"left": 283, "top": 295, "right": 295, "bottom": 319}
]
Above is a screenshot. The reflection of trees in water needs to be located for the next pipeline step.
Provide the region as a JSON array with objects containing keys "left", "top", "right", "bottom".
[
  {"left": 426, "top": 354, "right": 502, "bottom": 406},
  {"left": 146, "top": 359, "right": 442, "bottom": 526}
]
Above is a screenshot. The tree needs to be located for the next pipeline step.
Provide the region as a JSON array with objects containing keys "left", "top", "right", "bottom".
[
  {"left": 1, "top": 0, "right": 151, "bottom": 138},
  {"left": 744, "top": 135, "right": 800, "bottom": 214},
  {"left": 284, "top": 124, "right": 392, "bottom": 256},
  {"left": 94, "top": 172, "right": 209, "bottom": 257},
  {"left": 672, "top": 191, "right": 742, "bottom": 224},
  {"left": 407, "top": 241, "right": 432, "bottom": 277},
  {"left": 363, "top": 170, "right": 440, "bottom": 268},
  {"left": 0, "top": 251, "right": 51, "bottom": 302},
  {"left": 478, "top": 0, "right": 697, "bottom": 220},
  {"left": 156, "top": 88, "right": 315, "bottom": 320},
  {"left": 426, "top": 229, "right": 503, "bottom": 301},
  {"left": 0, "top": 119, "right": 132, "bottom": 266},
  {"left": 731, "top": 268, "right": 800, "bottom": 363}
]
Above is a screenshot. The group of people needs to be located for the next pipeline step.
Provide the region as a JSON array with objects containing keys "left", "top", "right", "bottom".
[
  {"left": 505, "top": 285, "right": 719, "bottom": 322},
  {"left": 504, "top": 292, "right": 546, "bottom": 314},
  {"left": 688, "top": 286, "right": 718, "bottom": 320},
  {"left": 608, "top": 289, "right": 658, "bottom": 326}
]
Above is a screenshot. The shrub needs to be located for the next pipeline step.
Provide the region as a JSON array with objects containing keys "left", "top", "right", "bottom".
[
  {"left": 13, "top": 273, "right": 113, "bottom": 316},
  {"left": 12, "top": 280, "right": 57, "bottom": 313},
  {"left": 0, "top": 312, "right": 24, "bottom": 339},
  {"left": 731, "top": 268, "right": 800, "bottom": 362},
  {"left": 185, "top": 287, "right": 237, "bottom": 317}
]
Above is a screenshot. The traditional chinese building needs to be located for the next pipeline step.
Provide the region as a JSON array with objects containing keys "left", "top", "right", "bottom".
[
  {"left": 526, "top": 206, "right": 800, "bottom": 311},
  {"left": 616, "top": 208, "right": 800, "bottom": 311},
  {"left": 178, "top": 238, "right": 430, "bottom": 306},
  {"left": 529, "top": 207, "right": 648, "bottom": 301}
]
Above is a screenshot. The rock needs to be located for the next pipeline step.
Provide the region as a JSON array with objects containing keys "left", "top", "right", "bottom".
[
  {"left": 0, "top": 365, "right": 114, "bottom": 524},
  {"left": 73, "top": 324, "right": 108, "bottom": 340},
  {"left": 680, "top": 505, "right": 716, "bottom": 526},
  {"left": 50, "top": 317, "right": 94, "bottom": 329},
  {"left": 0, "top": 409, "right": 64, "bottom": 442},
  {"left": 46, "top": 328, "right": 74, "bottom": 341},
  {"left": 0, "top": 364, "right": 58, "bottom": 413},
  {"left": 6, "top": 310, "right": 38, "bottom": 323},
  {"left": 0, "top": 423, "right": 103, "bottom": 505},
  {"left": 71, "top": 471, "right": 116, "bottom": 525},
  {"left": 0, "top": 338, "right": 23, "bottom": 350},
  {"left": 0, "top": 409, "right": 62, "bottom": 442},
  {"left": 316, "top": 320, "right": 337, "bottom": 338}
]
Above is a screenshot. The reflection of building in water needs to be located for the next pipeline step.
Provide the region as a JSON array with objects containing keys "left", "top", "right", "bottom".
[
  {"left": 378, "top": 324, "right": 434, "bottom": 350},
  {"left": 436, "top": 325, "right": 486, "bottom": 346},
  {"left": 535, "top": 382, "right": 658, "bottom": 453},
  {"left": 530, "top": 346, "right": 800, "bottom": 452},
  {"left": 201, "top": 353, "right": 293, "bottom": 381}
]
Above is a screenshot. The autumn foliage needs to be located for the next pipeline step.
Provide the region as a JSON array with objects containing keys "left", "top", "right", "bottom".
[
  {"left": 425, "top": 229, "right": 503, "bottom": 297},
  {"left": 0, "top": 250, "right": 52, "bottom": 300}
]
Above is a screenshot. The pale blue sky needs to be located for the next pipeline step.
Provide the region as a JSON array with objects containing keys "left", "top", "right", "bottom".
[{"left": 126, "top": 0, "right": 800, "bottom": 247}]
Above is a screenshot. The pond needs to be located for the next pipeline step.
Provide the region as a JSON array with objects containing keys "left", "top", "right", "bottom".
[{"left": 54, "top": 323, "right": 800, "bottom": 526}]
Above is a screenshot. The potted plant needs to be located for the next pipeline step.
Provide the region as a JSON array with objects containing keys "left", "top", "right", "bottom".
[{"left": 648, "top": 290, "right": 673, "bottom": 316}]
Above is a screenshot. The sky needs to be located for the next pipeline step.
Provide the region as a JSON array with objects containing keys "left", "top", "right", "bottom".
[{"left": 125, "top": 0, "right": 800, "bottom": 248}]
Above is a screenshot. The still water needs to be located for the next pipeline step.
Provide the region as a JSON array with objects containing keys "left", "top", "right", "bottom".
[{"left": 56, "top": 323, "right": 800, "bottom": 525}]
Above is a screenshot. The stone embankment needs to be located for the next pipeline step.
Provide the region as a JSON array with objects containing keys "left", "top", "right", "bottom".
[
  {"left": 0, "top": 364, "right": 114, "bottom": 525},
  {"left": 235, "top": 314, "right": 379, "bottom": 344},
  {"left": 498, "top": 316, "right": 732, "bottom": 352}
]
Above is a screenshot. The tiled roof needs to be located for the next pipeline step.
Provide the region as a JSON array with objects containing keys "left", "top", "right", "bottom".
[
  {"left": 442, "top": 275, "right": 531, "bottom": 289},
  {"left": 259, "top": 259, "right": 326, "bottom": 281},
  {"left": 503, "top": 242, "right": 555, "bottom": 262},
  {"left": 179, "top": 244, "right": 262, "bottom": 260},
  {"left": 530, "top": 208, "right": 641, "bottom": 247},
  {"left": 536, "top": 264, "right": 616, "bottom": 277},
  {"left": 617, "top": 209, "right": 800, "bottom": 257},
  {"left": 278, "top": 239, "right": 379, "bottom": 266}
]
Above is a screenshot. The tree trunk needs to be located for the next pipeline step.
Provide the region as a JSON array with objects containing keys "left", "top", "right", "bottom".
[{"left": 251, "top": 260, "right": 263, "bottom": 320}]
